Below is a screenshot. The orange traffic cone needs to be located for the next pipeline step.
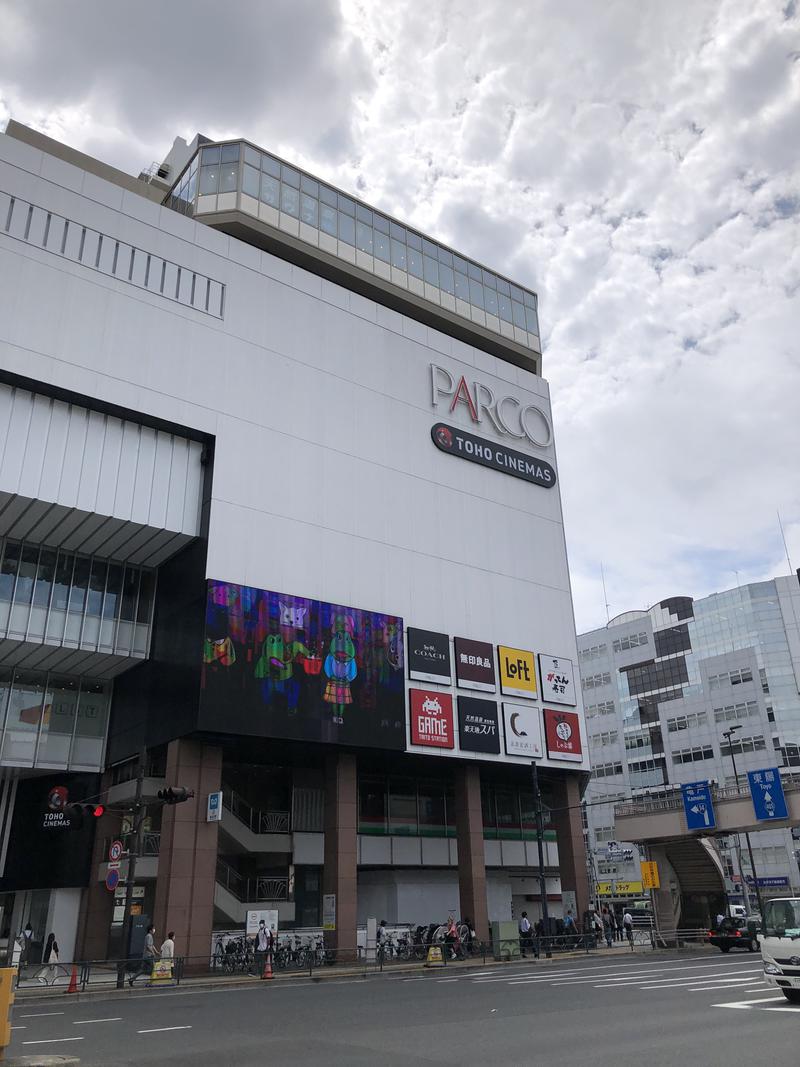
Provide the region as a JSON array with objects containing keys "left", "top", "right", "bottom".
[
  {"left": 261, "top": 953, "right": 273, "bottom": 980},
  {"left": 65, "top": 964, "right": 78, "bottom": 994}
]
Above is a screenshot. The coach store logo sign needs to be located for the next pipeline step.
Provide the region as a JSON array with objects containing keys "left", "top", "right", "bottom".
[
  {"left": 431, "top": 424, "right": 556, "bottom": 488},
  {"left": 407, "top": 627, "right": 451, "bottom": 685},
  {"left": 430, "top": 364, "right": 552, "bottom": 448}
]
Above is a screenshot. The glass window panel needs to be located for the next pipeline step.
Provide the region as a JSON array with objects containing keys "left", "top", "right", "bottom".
[
  {"left": 120, "top": 568, "right": 139, "bottom": 622},
  {"left": 390, "top": 238, "right": 407, "bottom": 270},
  {"left": 525, "top": 305, "right": 540, "bottom": 334},
  {"left": 373, "top": 214, "right": 390, "bottom": 235},
  {"left": 496, "top": 277, "right": 510, "bottom": 296},
  {"left": 69, "top": 557, "right": 88, "bottom": 619},
  {"left": 388, "top": 777, "right": 417, "bottom": 835},
  {"left": 482, "top": 270, "right": 497, "bottom": 288},
  {"left": 356, "top": 221, "right": 373, "bottom": 254},
  {"left": 437, "top": 246, "right": 453, "bottom": 266},
  {"left": 260, "top": 173, "right": 280, "bottom": 208},
  {"left": 281, "top": 185, "right": 299, "bottom": 217},
  {"left": 71, "top": 680, "right": 109, "bottom": 768},
  {"left": 484, "top": 287, "right": 498, "bottom": 316},
  {"left": 469, "top": 278, "right": 485, "bottom": 308},
  {"left": 407, "top": 231, "right": 422, "bottom": 251},
  {"left": 261, "top": 154, "right": 281, "bottom": 178},
  {"left": 481, "top": 786, "right": 497, "bottom": 838},
  {"left": 390, "top": 221, "right": 406, "bottom": 241},
  {"left": 200, "top": 146, "right": 220, "bottom": 165},
  {"left": 338, "top": 212, "right": 355, "bottom": 245},
  {"left": 36, "top": 675, "right": 78, "bottom": 767},
  {"left": 454, "top": 271, "right": 470, "bottom": 301},
  {"left": 0, "top": 542, "right": 20, "bottom": 602},
  {"left": 320, "top": 185, "right": 337, "bottom": 207},
  {"left": 467, "top": 261, "right": 482, "bottom": 281},
  {"left": 407, "top": 247, "right": 423, "bottom": 279},
  {"left": 0, "top": 669, "right": 11, "bottom": 731},
  {"left": 300, "top": 174, "right": 319, "bottom": 196},
  {"left": 422, "top": 239, "right": 438, "bottom": 257},
  {"left": 439, "top": 263, "right": 455, "bottom": 294},
  {"left": 50, "top": 552, "right": 72, "bottom": 612},
  {"left": 242, "top": 164, "right": 260, "bottom": 199},
  {"left": 423, "top": 255, "right": 439, "bottom": 285},
  {"left": 358, "top": 776, "right": 386, "bottom": 834},
  {"left": 320, "top": 204, "right": 337, "bottom": 236},
  {"left": 243, "top": 145, "right": 261, "bottom": 168},
  {"left": 199, "top": 167, "right": 219, "bottom": 195},
  {"left": 281, "top": 165, "right": 300, "bottom": 188},
  {"left": 356, "top": 204, "right": 373, "bottom": 225},
  {"left": 510, "top": 284, "right": 524, "bottom": 302},
  {"left": 338, "top": 194, "right": 355, "bottom": 216},
  {"left": 418, "top": 782, "right": 446, "bottom": 837},
  {"left": 512, "top": 300, "right": 526, "bottom": 328},
  {"left": 13, "top": 546, "right": 38, "bottom": 609},
  {"left": 444, "top": 783, "right": 456, "bottom": 837},
  {"left": 186, "top": 169, "right": 197, "bottom": 203},
  {"left": 103, "top": 564, "right": 123, "bottom": 620},
  {"left": 86, "top": 561, "right": 106, "bottom": 616},
  {"left": 495, "top": 790, "right": 521, "bottom": 839},
  {"left": 219, "top": 165, "right": 238, "bottom": 193},
  {"left": 452, "top": 255, "right": 467, "bottom": 273},
  {"left": 2, "top": 671, "right": 46, "bottom": 765},
  {"left": 523, "top": 290, "right": 536, "bottom": 308},
  {"left": 374, "top": 231, "right": 390, "bottom": 262},
  {"left": 220, "top": 143, "right": 240, "bottom": 163},
  {"left": 498, "top": 291, "right": 513, "bottom": 322},
  {"left": 300, "top": 194, "right": 318, "bottom": 227},
  {"left": 137, "top": 571, "right": 155, "bottom": 625},
  {"left": 520, "top": 791, "right": 537, "bottom": 838}
]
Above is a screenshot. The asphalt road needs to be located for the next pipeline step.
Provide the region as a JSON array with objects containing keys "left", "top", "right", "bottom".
[{"left": 10, "top": 950, "right": 798, "bottom": 1066}]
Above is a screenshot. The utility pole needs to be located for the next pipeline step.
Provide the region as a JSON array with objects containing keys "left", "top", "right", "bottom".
[
  {"left": 116, "top": 746, "right": 147, "bottom": 989},
  {"left": 531, "top": 760, "right": 552, "bottom": 959},
  {"left": 721, "top": 726, "right": 766, "bottom": 929}
]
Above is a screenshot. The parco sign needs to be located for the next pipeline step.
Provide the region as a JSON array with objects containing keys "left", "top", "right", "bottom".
[{"left": 430, "top": 364, "right": 552, "bottom": 449}]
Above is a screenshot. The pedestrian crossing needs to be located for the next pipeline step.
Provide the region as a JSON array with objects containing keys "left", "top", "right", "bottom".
[{"left": 398, "top": 953, "right": 800, "bottom": 1012}]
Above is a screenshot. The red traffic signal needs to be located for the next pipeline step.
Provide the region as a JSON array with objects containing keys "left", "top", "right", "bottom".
[{"left": 65, "top": 802, "right": 105, "bottom": 827}]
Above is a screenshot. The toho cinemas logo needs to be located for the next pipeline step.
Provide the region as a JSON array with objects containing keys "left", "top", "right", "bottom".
[{"left": 430, "top": 364, "right": 552, "bottom": 449}]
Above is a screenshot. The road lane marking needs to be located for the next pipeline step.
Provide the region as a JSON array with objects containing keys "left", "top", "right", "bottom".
[
  {"left": 599, "top": 967, "right": 761, "bottom": 989},
  {"left": 137, "top": 1025, "right": 193, "bottom": 1034},
  {"left": 23, "top": 1037, "right": 84, "bottom": 1045},
  {"left": 437, "top": 979, "right": 459, "bottom": 983},
  {"left": 19, "top": 1011, "right": 65, "bottom": 1018},
  {"left": 74, "top": 1017, "right": 123, "bottom": 1025},
  {"left": 713, "top": 996, "right": 785, "bottom": 1009},
  {"left": 763, "top": 1005, "right": 800, "bottom": 1012}
]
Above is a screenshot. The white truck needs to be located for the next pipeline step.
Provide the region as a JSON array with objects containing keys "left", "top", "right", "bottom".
[{"left": 759, "top": 897, "right": 800, "bottom": 1004}]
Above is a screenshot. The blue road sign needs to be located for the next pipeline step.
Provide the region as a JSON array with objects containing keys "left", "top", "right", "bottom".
[
  {"left": 748, "top": 768, "right": 788, "bottom": 821},
  {"left": 681, "top": 781, "right": 716, "bottom": 831},
  {"left": 105, "top": 868, "right": 120, "bottom": 892}
]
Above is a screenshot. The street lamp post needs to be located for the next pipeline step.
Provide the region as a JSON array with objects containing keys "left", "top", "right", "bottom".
[
  {"left": 530, "top": 760, "right": 552, "bottom": 959},
  {"left": 721, "top": 725, "right": 766, "bottom": 928}
]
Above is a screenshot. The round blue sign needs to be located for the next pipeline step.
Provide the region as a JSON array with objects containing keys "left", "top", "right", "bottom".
[{"left": 105, "top": 868, "right": 120, "bottom": 892}]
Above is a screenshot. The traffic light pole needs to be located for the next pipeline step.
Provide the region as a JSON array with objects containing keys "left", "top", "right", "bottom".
[
  {"left": 531, "top": 760, "right": 552, "bottom": 959},
  {"left": 116, "top": 747, "right": 146, "bottom": 989}
]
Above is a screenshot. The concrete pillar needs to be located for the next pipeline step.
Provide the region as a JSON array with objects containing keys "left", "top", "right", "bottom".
[
  {"left": 454, "top": 764, "right": 490, "bottom": 942},
  {"left": 550, "top": 774, "right": 590, "bottom": 919},
  {"left": 75, "top": 774, "right": 119, "bottom": 960},
  {"left": 322, "top": 751, "right": 357, "bottom": 960},
  {"left": 153, "top": 740, "right": 221, "bottom": 968}
]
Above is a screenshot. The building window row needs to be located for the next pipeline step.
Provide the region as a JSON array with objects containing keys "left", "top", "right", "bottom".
[
  {"left": 593, "top": 826, "right": 617, "bottom": 843},
  {"left": 654, "top": 623, "right": 692, "bottom": 658},
  {"left": 580, "top": 643, "right": 607, "bottom": 661},
  {"left": 672, "top": 745, "right": 714, "bottom": 765},
  {"left": 760, "top": 668, "right": 770, "bottom": 694},
  {"left": 625, "top": 731, "right": 654, "bottom": 752},
  {"left": 708, "top": 666, "right": 753, "bottom": 690},
  {"left": 593, "top": 762, "right": 624, "bottom": 778},
  {"left": 590, "top": 730, "right": 619, "bottom": 747},
  {"left": 667, "top": 711, "right": 708, "bottom": 732},
  {"left": 585, "top": 700, "right": 616, "bottom": 718},
  {"left": 582, "top": 672, "right": 612, "bottom": 690},
  {"left": 713, "top": 701, "right": 759, "bottom": 724},
  {"left": 724, "top": 734, "right": 767, "bottom": 756},
  {"left": 628, "top": 757, "right": 665, "bottom": 773},
  {"left": 745, "top": 845, "right": 788, "bottom": 866},
  {"left": 612, "top": 631, "right": 648, "bottom": 653},
  {"left": 623, "top": 657, "right": 689, "bottom": 697},
  {"left": 0, "top": 539, "right": 155, "bottom": 659}
]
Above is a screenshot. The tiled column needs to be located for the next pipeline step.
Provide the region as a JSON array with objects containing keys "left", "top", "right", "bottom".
[
  {"left": 153, "top": 740, "right": 222, "bottom": 969},
  {"left": 75, "top": 772, "right": 119, "bottom": 960},
  {"left": 550, "top": 774, "right": 590, "bottom": 919},
  {"left": 454, "top": 764, "right": 490, "bottom": 942},
  {"left": 323, "top": 751, "right": 357, "bottom": 961}
]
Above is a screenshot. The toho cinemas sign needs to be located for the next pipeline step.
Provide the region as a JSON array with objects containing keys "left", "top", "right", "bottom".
[{"left": 430, "top": 364, "right": 553, "bottom": 449}]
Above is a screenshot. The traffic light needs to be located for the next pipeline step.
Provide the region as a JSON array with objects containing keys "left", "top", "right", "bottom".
[
  {"left": 157, "top": 787, "right": 195, "bottom": 805},
  {"left": 65, "top": 802, "right": 105, "bottom": 828}
]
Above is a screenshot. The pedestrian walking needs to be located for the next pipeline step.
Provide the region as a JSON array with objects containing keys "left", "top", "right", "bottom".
[
  {"left": 252, "top": 920, "right": 271, "bottom": 974},
  {"left": 160, "top": 931, "right": 175, "bottom": 959},
  {"left": 518, "top": 911, "right": 533, "bottom": 957},
  {"left": 622, "top": 909, "right": 634, "bottom": 947},
  {"left": 129, "top": 925, "right": 158, "bottom": 985},
  {"left": 35, "top": 932, "right": 59, "bottom": 984},
  {"left": 602, "top": 908, "right": 614, "bottom": 948}
]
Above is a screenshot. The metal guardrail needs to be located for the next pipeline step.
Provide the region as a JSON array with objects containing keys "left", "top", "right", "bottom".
[
  {"left": 615, "top": 773, "right": 800, "bottom": 818},
  {"left": 215, "top": 860, "right": 289, "bottom": 902},
  {"left": 222, "top": 789, "right": 290, "bottom": 835}
]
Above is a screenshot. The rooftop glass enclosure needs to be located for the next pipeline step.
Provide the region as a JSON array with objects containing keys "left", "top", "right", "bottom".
[{"left": 167, "top": 141, "right": 541, "bottom": 371}]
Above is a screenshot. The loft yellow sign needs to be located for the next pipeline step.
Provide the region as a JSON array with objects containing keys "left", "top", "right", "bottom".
[
  {"left": 597, "top": 881, "right": 644, "bottom": 896},
  {"left": 498, "top": 646, "right": 537, "bottom": 699},
  {"left": 641, "top": 861, "right": 660, "bottom": 890}
]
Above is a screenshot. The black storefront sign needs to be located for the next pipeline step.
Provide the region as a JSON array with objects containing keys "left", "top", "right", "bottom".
[
  {"left": 431, "top": 423, "right": 556, "bottom": 488},
  {"left": 454, "top": 636, "right": 496, "bottom": 692},
  {"left": 457, "top": 696, "right": 501, "bottom": 754},
  {"left": 407, "top": 627, "right": 451, "bottom": 685}
]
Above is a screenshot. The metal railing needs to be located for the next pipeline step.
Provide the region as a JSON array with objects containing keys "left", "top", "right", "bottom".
[
  {"left": 215, "top": 860, "right": 289, "bottom": 902},
  {"left": 103, "top": 832, "right": 161, "bottom": 858},
  {"left": 222, "top": 788, "right": 290, "bottom": 835},
  {"left": 616, "top": 773, "right": 800, "bottom": 818}
]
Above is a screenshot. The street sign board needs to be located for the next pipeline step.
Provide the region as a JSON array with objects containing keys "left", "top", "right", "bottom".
[
  {"left": 105, "top": 868, "right": 120, "bottom": 892},
  {"left": 207, "top": 791, "right": 223, "bottom": 823},
  {"left": 108, "top": 840, "right": 123, "bottom": 862},
  {"left": 107, "top": 860, "right": 121, "bottom": 871},
  {"left": 641, "top": 861, "right": 660, "bottom": 890},
  {"left": 747, "top": 768, "right": 788, "bottom": 821},
  {"left": 597, "top": 881, "right": 644, "bottom": 897},
  {"left": 322, "top": 893, "right": 336, "bottom": 931},
  {"left": 681, "top": 781, "right": 716, "bottom": 831},
  {"left": 746, "top": 875, "right": 789, "bottom": 888}
]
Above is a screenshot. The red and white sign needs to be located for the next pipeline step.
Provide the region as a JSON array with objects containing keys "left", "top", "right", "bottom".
[
  {"left": 543, "top": 708, "right": 583, "bottom": 762},
  {"left": 108, "top": 839, "right": 123, "bottom": 862},
  {"left": 409, "top": 689, "right": 454, "bottom": 749}
]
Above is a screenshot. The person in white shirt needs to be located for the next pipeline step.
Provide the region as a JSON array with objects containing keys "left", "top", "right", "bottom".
[
  {"left": 622, "top": 911, "right": 634, "bottom": 945},
  {"left": 160, "top": 932, "right": 175, "bottom": 959}
]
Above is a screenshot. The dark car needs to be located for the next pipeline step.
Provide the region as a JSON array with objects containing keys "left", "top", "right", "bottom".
[{"left": 707, "top": 917, "right": 760, "bottom": 953}]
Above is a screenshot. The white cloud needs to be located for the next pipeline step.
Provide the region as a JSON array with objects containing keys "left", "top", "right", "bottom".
[{"left": 2, "top": 0, "right": 799, "bottom": 632}]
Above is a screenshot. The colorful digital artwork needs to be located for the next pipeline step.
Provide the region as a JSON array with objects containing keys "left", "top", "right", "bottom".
[{"left": 200, "top": 580, "right": 405, "bottom": 749}]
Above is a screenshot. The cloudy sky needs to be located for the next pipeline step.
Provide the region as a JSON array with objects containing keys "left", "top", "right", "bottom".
[{"left": 1, "top": 0, "right": 798, "bottom": 632}]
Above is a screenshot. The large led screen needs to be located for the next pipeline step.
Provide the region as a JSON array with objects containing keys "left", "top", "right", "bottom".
[{"left": 200, "top": 581, "right": 405, "bottom": 749}]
